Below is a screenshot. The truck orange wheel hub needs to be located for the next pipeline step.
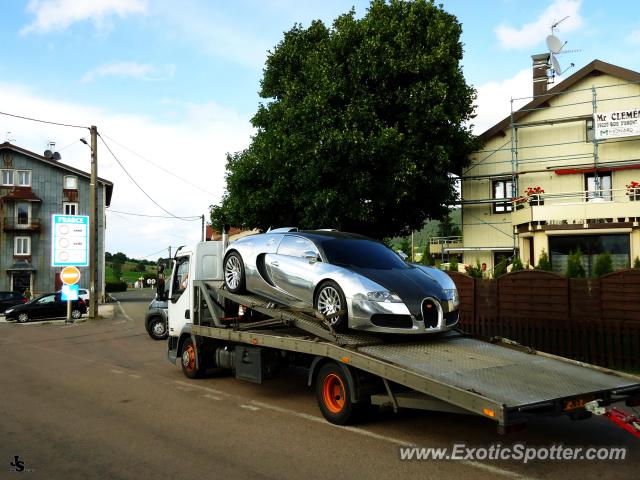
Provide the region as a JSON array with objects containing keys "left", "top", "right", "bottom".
[
  {"left": 323, "top": 373, "right": 346, "bottom": 413},
  {"left": 182, "top": 344, "right": 195, "bottom": 371}
]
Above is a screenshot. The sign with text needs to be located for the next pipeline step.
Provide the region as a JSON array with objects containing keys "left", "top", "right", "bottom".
[
  {"left": 594, "top": 109, "right": 640, "bottom": 140},
  {"left": 51, "top": 215, "right": 89, "bottom": 267}
]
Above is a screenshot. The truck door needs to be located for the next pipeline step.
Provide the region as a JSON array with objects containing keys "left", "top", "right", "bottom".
[{"left": 168, "top": 254, "right": 191, "bottom": 336}]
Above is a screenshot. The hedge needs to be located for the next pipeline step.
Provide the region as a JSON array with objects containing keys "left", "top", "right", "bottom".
[{"left": 105, "top": 281, "right": 128, "bottom": 293}]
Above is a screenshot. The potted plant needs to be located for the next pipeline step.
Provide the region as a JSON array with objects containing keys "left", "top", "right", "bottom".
[
  {"left": 626, "top": 181, "right": 639, "bottom": 201},
  {"left": 513, "top": 196, "right": 528, "bottom": 210},
  {"left": 525, "top": 186, "right": 545, "bottom": 206}
]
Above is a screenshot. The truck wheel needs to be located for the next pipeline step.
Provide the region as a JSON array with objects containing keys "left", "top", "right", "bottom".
[
  {"left": 147, "top": 317, "right": 168, "bottom": 340},
  {"left": 315, "top": 281, "right": 348, "bottom": 332},
  {"left": 224, "top": 252, "right": 246, "bottom": 294},
  {"left": 315, "top": 362, "right": 359, "bottom": 425},
  {"left": 180, "top": 337, "right": 205, "bottom": 379}
]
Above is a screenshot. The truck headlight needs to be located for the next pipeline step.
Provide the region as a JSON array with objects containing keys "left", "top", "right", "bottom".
[{"left": 367, "top": 291, "right": 402, "bottom": 303}]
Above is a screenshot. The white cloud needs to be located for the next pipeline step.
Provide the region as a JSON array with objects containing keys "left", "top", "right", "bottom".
[
  {"left": 495, "top": 0, "right": 583, "bottom": 50},
  {"left": 82, "top": 62, "right": 176, "bottom": 83},
  {"left": 0, "top": 81, "right": 253, "bottom": 258},
  {"left": 21, "top": 0, "right": 147, "bottom": 34},
  {"left": 627, "top": 29, "right": 640, "bottom": 45}
]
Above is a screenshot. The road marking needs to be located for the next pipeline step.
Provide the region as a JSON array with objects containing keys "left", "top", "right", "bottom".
[
  {"left": 129, "top": 374, "right": 141, "bottom": 379},
  {"left": 204, "top": 394, "right": 222, "bottom": 401},
  {"left": 239, "top": 404, "right": 260, "bottom": 411},
  {"left": 172, "top": 381, "right": 533, "bottom": 479},
  {"left": 114, "top": 300, "right": 134, "bottom": 322},
  {"left": 110, "top": 369, "right": 124, "bottom": 374},
  {"left": 114, "top": 320, "right": 126, "bottom": 325}
]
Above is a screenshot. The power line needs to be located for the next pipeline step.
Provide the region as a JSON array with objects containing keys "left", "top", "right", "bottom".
[
  {"left": 100, "top": 132, "right": 217, "bottom": 196},
  {"left": 0, "top": 109, "right": 87, "bottom": 129},
  {"left": 99, "top": 133, "right": 198, "bottom": 221},
  {"left": 142, "top": 247, "right": 170, "bottom": 259},
  {"left": 107, "top": 208, "right": 201, "bottom": 220}
]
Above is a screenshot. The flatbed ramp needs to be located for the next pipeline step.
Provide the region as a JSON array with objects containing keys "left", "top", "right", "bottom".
[{"left": 187, "top": 283, "right": 640, "bottom": 430}]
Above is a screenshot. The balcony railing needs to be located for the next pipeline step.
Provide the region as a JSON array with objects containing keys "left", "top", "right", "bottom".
[
  {"left": 511, "top": 187, "right": 640, "bottom": 227},
  {"left": 3, "top": 218, "right": 42, "bottom": 232},
  {"left": 429, "top": 236, "right": 463, "bottom": 254}
]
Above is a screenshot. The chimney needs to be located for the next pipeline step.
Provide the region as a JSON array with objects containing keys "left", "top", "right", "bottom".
[{"left": 531, "top": 53, "right": 550, "bottom": 98}]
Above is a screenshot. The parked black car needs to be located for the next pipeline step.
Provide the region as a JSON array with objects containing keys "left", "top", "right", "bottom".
[
  {"left": 5, "top": 292, "right": 87, "bottom": 323},
  {"left": 0, "top": 291, "right": 28, "bottom": 313},
  {"left": 145, "top": 297, "right": 168, "bottom": 340}
]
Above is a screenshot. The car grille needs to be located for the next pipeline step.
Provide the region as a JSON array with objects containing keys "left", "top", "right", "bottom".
[
  {"left": 371, "top": 314, "right": 413, "bottom": 329},
  {"left": 421, "top": 298, "right": 440, "bottom": 328},
  {"left": 444, "top": 310, "right": 459, "bottom": 326}
]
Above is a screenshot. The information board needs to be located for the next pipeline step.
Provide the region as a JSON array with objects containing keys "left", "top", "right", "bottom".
[{"left": 51, "top": 215, "right": 90, "bottom": 267}]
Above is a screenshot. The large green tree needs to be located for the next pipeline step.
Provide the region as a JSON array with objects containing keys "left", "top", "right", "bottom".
[{"left": 213, "top": 0, "right": 477, "bottom": 239}]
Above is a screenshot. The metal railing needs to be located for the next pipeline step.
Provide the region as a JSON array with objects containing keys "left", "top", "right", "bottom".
[{"left": 3, "top": 217, "right": 42, "bottom": 231}]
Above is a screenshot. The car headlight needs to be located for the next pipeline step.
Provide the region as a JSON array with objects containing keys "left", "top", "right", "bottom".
[
  {"left": 443, "top": 289, "right": 460, "bottom": 309},
  {"left": 5, "top": 308, "right": 14, "bottom": 314},
  {"left": 367, "top": 291, "right": 402, "bottom": 303}
]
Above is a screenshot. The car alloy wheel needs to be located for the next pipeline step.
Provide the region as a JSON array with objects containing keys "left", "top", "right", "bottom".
[
  {"left": 317, "top": 286, "right": 342, "bottom": 321},
  {"left": 71, "top": 309, "right": 82, "bottom": 319},
  {"left": 17, "top": 312, "right": 29, "bottom": 323},
  {"left": 223, "top": 252, "right": 246, "bottom": 293}
]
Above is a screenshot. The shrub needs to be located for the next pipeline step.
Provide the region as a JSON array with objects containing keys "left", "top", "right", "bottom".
[
  {"left": 535, "top": 250, "right": 552, "bottom": 271},
  {"left": 493, "top": 255, "right": 508, "bottom": 278},
  {"left": 105, "top": 281, "right": 128, "bottom": 293},
  {"left": 511, "top": 256, "right": 524, "bottom": 272},
  {"left": 448, "top": 256, "right": 459, "bottom": 272},
  {"left": 465, "top": 259, "right": 484, "bottom": 278},
  {"left": 566, "top": 249, "right": 586, "bottom": 278},
  {"left": 634, "top": 256, "right": 640, "bottom": 269},
  {"left": 593, "top": 252, "right": 613, "bottom": 277}
]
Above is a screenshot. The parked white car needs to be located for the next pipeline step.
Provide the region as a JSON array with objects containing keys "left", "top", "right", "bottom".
[{"left": 57, "top": 287, "right": 90, "bottom": 301}]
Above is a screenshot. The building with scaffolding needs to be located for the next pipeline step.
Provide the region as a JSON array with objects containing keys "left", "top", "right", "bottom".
[{"left": 459, "top": 58, "right": 640, "bottom": 276}]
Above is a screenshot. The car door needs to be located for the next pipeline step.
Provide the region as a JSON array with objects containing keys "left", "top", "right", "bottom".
[
  {"left": 267, "top": 235, "right": 320, "bottom": 304},
  {"left": 31, "top": 294, "right": 57, "bottom": 319}
]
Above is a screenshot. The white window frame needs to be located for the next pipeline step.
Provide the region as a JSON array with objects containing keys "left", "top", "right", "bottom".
[
  {"left": 14, "top": 236, "right": 31, "bottom": 256},
  {"left": 63, "top": 202, "right": 78, "bottom": 215},
  {"left": 63, "top": 175, "right": 78, "bottom": 189},
  {"left": 17, "top": 170, "right": 31, "bottom": 187},
  {"left": 1, "top": 169, "right": 14, "bottom": 186},
  {"left": 15, "top": 202, "right": 32, "bottom": 226}
]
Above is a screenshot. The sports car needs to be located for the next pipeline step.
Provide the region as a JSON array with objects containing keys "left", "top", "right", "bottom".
[{"left": 223, "top": 228, "right": 459, "bottom": 334}]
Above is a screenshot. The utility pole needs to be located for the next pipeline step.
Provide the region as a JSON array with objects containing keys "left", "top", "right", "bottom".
[
  {"left": 89, "top": 125, "right": 98, "bottom": 319},
  {"left": 201, "top": 215, "right": 205, "bottom": 241}
]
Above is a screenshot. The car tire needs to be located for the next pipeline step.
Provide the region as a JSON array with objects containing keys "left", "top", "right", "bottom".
[
  {"left": 315, "top": 362, "right": 365, "bottom": 425},
  {"left": 71, "top": 309, "right": 82, "bottom": 319},
  {"left": 315, "top": 281, "right": 348, "bottom": 332},
  {"left": 147, "top": 316, "right": 168, "bottom": 340},
  {"left": 224, "top": 251, "right": 246, "bottom": 294},
  {"left": 17, "top": 312, "right": 29, "bottom": 323},
  {"left": 180, "top": 337, "right": 205, "bottom": 379}
]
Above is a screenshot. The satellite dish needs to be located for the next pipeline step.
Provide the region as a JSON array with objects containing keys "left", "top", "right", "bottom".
[
  {"left": 52, "top": 152, "right": 61, "bottom": 161},
  {"left": 551, "top": 55, "right": 562, "bottom": 75},
  {"left": 44, "top": 149, "right": 53, "bottom": 159},
  {"left": 546, "top": 34, "right": 565, "bottom": 54}
]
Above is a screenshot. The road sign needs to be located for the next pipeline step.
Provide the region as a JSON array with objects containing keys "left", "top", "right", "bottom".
[
  {"left": 60, "top": 266, "right": 81, "bottom": 285},
  {"left": 51, "top": 214, "right": 89, "bottom": 267},
  {"left": 61, "top": 284, "right": 79, "bottom": 301}
]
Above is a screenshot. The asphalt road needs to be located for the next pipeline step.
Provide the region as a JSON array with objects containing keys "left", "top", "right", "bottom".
[{"left": 1, "top": 289, "right": 638, "bottom": 479}]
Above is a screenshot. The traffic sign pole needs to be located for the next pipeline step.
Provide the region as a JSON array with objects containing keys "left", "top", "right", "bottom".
[{"left": 61, "top": 266, "right": 81, "bottom": 323}]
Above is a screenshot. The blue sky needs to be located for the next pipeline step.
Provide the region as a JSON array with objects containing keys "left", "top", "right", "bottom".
[{"left": 1, "top": 0, "right": 639, "bottom": 257}]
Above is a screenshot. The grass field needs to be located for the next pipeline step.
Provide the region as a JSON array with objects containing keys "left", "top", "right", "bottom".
[{"left": 105, "top": 261, "right": 157, "bottom": 284}]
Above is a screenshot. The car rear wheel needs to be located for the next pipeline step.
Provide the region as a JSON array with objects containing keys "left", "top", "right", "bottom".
[
  {"left": 71, "top": 309, "right": 82, "bottom": 319},
  {"left": 148, "top": 317, "right": 168, "bottom": 340},
  {"left": 315, "top": 281, "right": 348, "bottom": 332},
  {"left": 17, "top": 312, "right": 29, "bottom": 323},
  {"left": 224, "top": 252, "right": 246, "bottom": 294}
]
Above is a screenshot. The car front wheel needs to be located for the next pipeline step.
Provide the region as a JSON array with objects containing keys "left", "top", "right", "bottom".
[
  {"left": 224, "top": 252, "right": 246, "bottom": 294},
  {"left": 17, "top": 312, "right": 29, "bottom": 323},
  {"left": 148, "top": 317, "right": 168, "bottom": 340},
  {"left": 315, "top": 281, "right": 348, "bottom": 332}
]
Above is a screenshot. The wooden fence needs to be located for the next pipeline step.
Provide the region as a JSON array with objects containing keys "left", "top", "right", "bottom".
[{"left": 446, "top": 269, "right": 640, "bottom": 370}]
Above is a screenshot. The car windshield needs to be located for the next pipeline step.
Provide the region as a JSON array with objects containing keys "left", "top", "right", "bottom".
[{"left": 321, "top": 239, "right": 409, "bottom": 270}]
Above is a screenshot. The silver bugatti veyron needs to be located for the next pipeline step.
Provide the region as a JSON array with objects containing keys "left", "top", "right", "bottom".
[{"left": 223, "top": 228, "right": 459, "bottom": 334}]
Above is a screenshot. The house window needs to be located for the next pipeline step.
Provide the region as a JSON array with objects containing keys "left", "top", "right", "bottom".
[
  {"left": 16, "top": 202, "right": 31, "bottom": 226},
  {"left": 17, "top": 170, "right": 31, "bottom": 187},
  {"left": 585, "top": 172, "right": 612, "bottom": 202},
  {"left": 15, "top": 237, "right": 31, "bottom": 256},
  {"left": 63, "top": 202, "right": 78, "bottom": 215},
  {"left": 64, "top": 175, "right": 78, "bottom": 189},
  {"left": 1, "top": 169, "right": 13, "bottom": 186},
  {"left": 492, "top": 179, "right": 514, "bottom": 213}
]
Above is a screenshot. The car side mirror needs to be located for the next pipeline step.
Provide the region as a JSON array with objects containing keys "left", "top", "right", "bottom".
[
  {"left": 303, "top": 250, "right": 319, "bottom": 263},
  {"left": 398, "top": 251, "right": 408, "bottom": 261}
]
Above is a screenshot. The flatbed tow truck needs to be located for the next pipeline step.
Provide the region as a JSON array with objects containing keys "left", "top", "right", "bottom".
[{"left": 165, "top": 239, "right": 640, "bottom": 437}]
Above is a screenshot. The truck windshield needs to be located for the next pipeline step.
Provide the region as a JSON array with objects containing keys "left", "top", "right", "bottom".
[{"left": 321, "top": 239, "right": 408, "bottom": 270}]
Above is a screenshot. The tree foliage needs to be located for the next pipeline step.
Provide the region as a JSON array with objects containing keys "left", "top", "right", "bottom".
[
  {"left": 634, "top": 256, "right": 640, "bottom": 269},
  {"left": 535, "top": 249, "right": 552, "bottom": 271},
  {"left": 510, "top": 256, "right": 524, "bottom": 272},
  {"left": 566, "top": 249, "right": 586, "bottom": 278},
  {"left": 493, "top": 255, "right": 508, "bottom": 278},
  {"left": 212, "top": 0, "right": 477, "bottom": 239},
  {"left": 593, "top": 252, "right": 613, "bottom": 277}
]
